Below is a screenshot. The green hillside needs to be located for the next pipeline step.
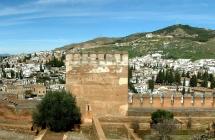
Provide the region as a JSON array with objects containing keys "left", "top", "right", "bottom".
[{"left": 59, "top": 24, "right": 215, "bottom": 60}]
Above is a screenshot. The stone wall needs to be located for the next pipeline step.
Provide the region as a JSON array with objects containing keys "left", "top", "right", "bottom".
[
  {"left": 128, "top": 95, "right": 215, "bottom": 116},
  {"left": 130, "top": 95, "right": 215, "bottom": 109},
  {"left": 66, "top": 52, "right": 128, "bottom": 117},
  {"left": 92, "top": 117, "right": 107, "bottom": 140}
]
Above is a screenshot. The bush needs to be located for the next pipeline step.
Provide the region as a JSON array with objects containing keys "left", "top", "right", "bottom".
[
  {"left": 32, "top": 90, "right": 81, "bottom": 132},
  {"left": 151, "top": 109, "right": 174, "bottom": 124}
]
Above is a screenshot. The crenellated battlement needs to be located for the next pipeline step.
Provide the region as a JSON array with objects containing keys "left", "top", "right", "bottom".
[
  {"left": 66, "top": 52, "right": 128, "bottom": 64},
  {"left": 129, "top": 94, "right": 215, "bottom": 109}
]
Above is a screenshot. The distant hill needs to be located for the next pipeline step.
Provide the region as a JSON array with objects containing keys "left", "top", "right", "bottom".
[
  {"left": 0, "top": 54, "right": 10, "bottom": 57},
  {"left": 57, "top": 24, "right": 215, "bottom": 60},
  {"left": 154, "top": 24, "right": 215, "bottom": 42},
  {"left": 56, "top": 37, "right": 118, "bottom": 50}
]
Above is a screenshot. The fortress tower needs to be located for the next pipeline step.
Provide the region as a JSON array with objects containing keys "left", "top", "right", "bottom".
[{"left": 66, "top": 51, "right": 128, "bottom": 120}]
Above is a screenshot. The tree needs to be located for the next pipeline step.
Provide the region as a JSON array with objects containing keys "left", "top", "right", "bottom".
[
  {"left": 46, "top": 56, "right": 64, "bottom": 67},
  {"left": 202, "top": 71, "right": 209, "bottom": 80},
  {"left": 209, "top": 74, "right": 215, "bottom": 89},
  {"left": 182, "top": 70, "right": 185, "bottom": 77},
  {"left": 148, "top": 79, "right": 154, "bottom": 93},
  {"left": 19, "top": 69, "right": 23, "bottom": 79},
  {"left": 201, "top": 77, "right": 208, "bottom": 88},
  {"left": 128, "top": 67, "right": 137, "bottom": 93},
  {"left": 182, "top": 87, "right": 186, "bottom": 95},
  {"left": 10, "top": 70, "right": 15, "bottom": 78},
  {"left": 211, "top": 79, "right": 215, "bottom": 89},
  {"left": 151, "top": 109, "right": 174, "bottom": 124},
  {"left": 151, "top": 110, "right": 175, "bottom": 140},
  {"left": 186, "top": 71, "right": 190, "bottom": 78},
  {"left": 32, "top": 90, "right": 81, "bottom": 132},
  {"left": 197, "top": 71, "right": 202, "bottom": 79},
  {"left": 175, "top": 70, "right": 181, "bottom": 91},
  {"left": 2, "top": 69, "right": 6, "bottom": 78},
  {"left": 183, "top": 78, "right": 186, "bottom": 87},
  {"left": 167, "top": 69, "right": 174, "bottom": 85},
  {"left": 5, "top": 62, "right": 10, "bottom": 68},
  {"left": 165, "top": 69, "right": 169, "bottom": 84},
  {"left": 156, "top": 70, "right": 163, "bottom": 84},
  {"left": 190, "top": 74, "right": 197, "bottom": 87}
]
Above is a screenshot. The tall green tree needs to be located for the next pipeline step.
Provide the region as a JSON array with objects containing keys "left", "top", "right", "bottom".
[
  {"left": 210, "top": 80, "right": 215, "bottom": 89},
  {"left": 165, "top": 70, "right": 169, "bottom": 84},
  {"left": 167, "top": 69, "right": 174, "bottom": 85},
  {"left": 202, "top": 71, "right": 208, "bottom": 80},
  {"left": 161, "top": 69, "right": 165, "bottom": 84},
  {"left": 128, "top": 67, "right": 137, "bottom": 93},
  {"left": 182, "top": 70, "right": 185, "bottom": 77},
  {"left": 19, "top": 69, "right": 23, "bottom": 79},
  {"left": 156, "top": 70, "right": 163, "bottom": 84},
  {"left": 190, "top": 74, "right": 197, "bottom": 87},
  {"left": 201, "top": 77, "right": 208, "bottom": 88},
  {"left": 32, "top": 90, "right": 81, "bottom": 132},
  {"left": 174, "top": 71, "right": 181, "bottom": 85},
  {"left": 175, "top": 70, "right": 181, "bottom": 91},
  {"left": 10, "top": 70, "right": 15, "bottom": 78},
  {"left": 209, "top": 74, "right": 214, "bottom": 82},
  {"left": 197, "top": 71, "right": 202, "bottom": 79},
  {"left": 183, "top": 78, "right": 186, "bottom": 87},
  {"left": 186, "top": 71, "right": 190, "bottom": 78},
  {"left": 182, "top": 87, "right": 186, "bottom": 95}
]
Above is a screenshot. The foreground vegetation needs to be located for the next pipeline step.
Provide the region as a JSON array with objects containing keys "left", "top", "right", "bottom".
[{"left": 32, "top": 90, "right": 81, "bottom": 132}]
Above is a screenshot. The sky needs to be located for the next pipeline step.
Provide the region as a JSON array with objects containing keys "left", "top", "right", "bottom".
[{"left": 0, "top": 0, "right": 215, "bottom": 54}]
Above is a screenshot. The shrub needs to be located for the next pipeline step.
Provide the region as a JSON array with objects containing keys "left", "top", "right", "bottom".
[
  {"left": 151, "top": 109, "right": 174, "bottom": 124},
  {"left": 32, "top": 90, "right": 81, "bottom": 132}
]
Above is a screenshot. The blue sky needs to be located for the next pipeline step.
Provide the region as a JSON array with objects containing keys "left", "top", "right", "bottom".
[{"left": 0, "top": 0, "right": 215, "bottom": 54}]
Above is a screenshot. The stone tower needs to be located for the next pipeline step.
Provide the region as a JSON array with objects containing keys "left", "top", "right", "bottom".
[{"left": 66, "top": 51, "right": 128, "bottom": 119}]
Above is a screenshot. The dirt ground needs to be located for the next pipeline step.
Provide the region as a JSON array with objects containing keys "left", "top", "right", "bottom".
[
  {"left": 0, "top": 129, "right": 34, "bottom": 140},
  {"left": 42, "top": 130, "right": 64, "bottom": 140}
]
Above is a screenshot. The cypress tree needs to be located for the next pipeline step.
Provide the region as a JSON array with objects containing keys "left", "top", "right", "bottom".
[
  {"left": 156, "top": 70, "right": 163, "bottom": 84},
  {"left": 182, "top": 70, "right": 185, "bottom": 77},
  {"left": 183, "top": 78, "right": 186, "bottom": 87},
  {"left": 175, "top": 70, "right": 181, "bottom": 91},
  {"left": 186, "top": 71, "right": 190, "bottom": 78},
  {"left": 165, "top": 69, "right": 169, "bottom": 84},
  {"left": 197, "top": 71, "right": 202, "bottom": 79},
  {"left": 201, "top": 77, "right": 208, "bottom": 88},
  {"left": 211, "top": 80, "right": 215, "bottom": 89},
  {"left": 209, "top": 74, "right": 214, "bottom": 82},
  {"left": 190, "top": 74, "right": 197, "bottom": 87},
  {"left": 175, "top": 70, "right": 181, "bottom": 85},
  {"left": 202, "top": 71, "right": 208, "bottom": 80},
  {"left": 161, "top": 69, "right": 165, "bottom": 84},
  {"left": 201, "top": 71, "right": 208, "bottom": 87},
  {"left": 168, "top": 69, "right": 174, "bottom": 84},
  {"left": 182, "top": 87, "right": 186, "bottom": 95}
]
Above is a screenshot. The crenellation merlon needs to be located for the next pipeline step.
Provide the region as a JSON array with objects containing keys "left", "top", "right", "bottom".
[{"left": 66, "top": 52, "right": 128, "bottom": 67}]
